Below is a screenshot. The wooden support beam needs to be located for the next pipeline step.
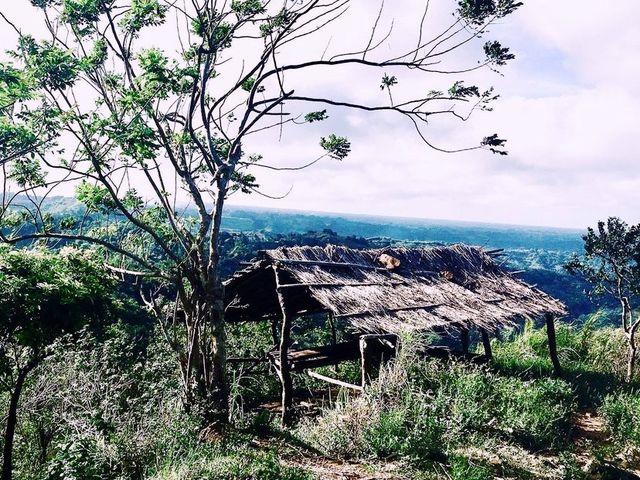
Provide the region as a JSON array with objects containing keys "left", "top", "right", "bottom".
[
  {"left": 270, "top": 319, "right": 279, "bottom": 348},
  {"left": 360, "top": 334, "right": 399, "bottom": 387},
  {"left": 277, "top": 280, "right": 407, "bottom": 289},
  {"left": 328, "top": 312, "right": 337, "bottom": 346},
  {"left": 480, "top": 328, "right": 492, "bottom": 360},
  {"left": 274, "top": 259, "right": 388, "bottom": 271},
  {"left": 334, "top": 303, "right": 440, "bottom": 319},
  {"left": 545, "top": 313, "right": 563, "bottom": 377},
  {"left": 307, "top": 371, "right": 363, "bottom": 391},
  {"left": 273, "top": 265, "right": 294, "bottom": 426},
  {"left": 460, "top": 328, "right": 470, "bottom": 354},
  {"left": 360, "top": 336, "right": 372, "bottom": 387},
  {"left": 328, "top": 312, "right": 338, "bottom": 373}
]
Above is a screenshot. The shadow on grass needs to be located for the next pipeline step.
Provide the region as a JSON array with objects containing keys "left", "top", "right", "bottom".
[{"left": 490, "top": 356, "right": 640, "bottom": 410}]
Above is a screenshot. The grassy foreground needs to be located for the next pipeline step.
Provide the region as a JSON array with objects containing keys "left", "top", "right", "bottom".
[{"left": 9, "top": 319, "right": 640, "bottom": 479}]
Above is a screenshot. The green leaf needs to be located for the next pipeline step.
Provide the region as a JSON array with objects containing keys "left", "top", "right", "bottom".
[
  {"left": 231, "top": 0, "right": 266, "bottom": 17},
  {"left": 76, "top": 181, "right": 117, "bottom": 214},
  {"left": 120, "top": 0, "right": 167, "bottom": 35},
  {"left": 484, "top": 40, "right": 515, "bottom": 66},
  {"left": 304, "top": 110, "right": 328, "bottom": 123},
  {"left": 8, "top": 157, "right": 47, "bottom": 187},
  {"left": 320, "top": 134, "right": 351, "bottom": 160}
]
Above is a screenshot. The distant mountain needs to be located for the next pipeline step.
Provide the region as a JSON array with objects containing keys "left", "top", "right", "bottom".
[
  {"left": 5, "top": 195, "right": 584, "bottom": 252},
  {"left": 222, "top": 205, "right": 584, "bottom": 252}
]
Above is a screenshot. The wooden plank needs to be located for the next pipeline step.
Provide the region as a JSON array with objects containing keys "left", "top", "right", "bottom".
[
  {"left": 268, "top": 341, "right": 360, "bottom": 372},
  {"left": 268, "top": 341, "right": 361, "bottom": 372},
  {"left": 307, "top": 370, "right": 363, "bottom": 392}
]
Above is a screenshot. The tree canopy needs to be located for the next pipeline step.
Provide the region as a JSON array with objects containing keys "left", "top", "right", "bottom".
[{"left": 0, "top": 246, "right": 122, "bottom": 480}]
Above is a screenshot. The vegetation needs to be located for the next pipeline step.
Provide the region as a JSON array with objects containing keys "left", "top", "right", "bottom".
[
  {"left": 1, "top": 1, "right": 638, "bottom": 478},
  {"left": 0, "top": 303, "right": 638, "bottom": 478},
  {"left": 566, "top": 217, "right": 640, "bottom": 381},
  {"left": 0, "top": 0, "right": 520, "bottom": 425},
  {"left": 298, "top": 322, "right": 639, "bottom": 478},
  {"left": 0, "top": 247, "right": 131, "bottom": 480}
]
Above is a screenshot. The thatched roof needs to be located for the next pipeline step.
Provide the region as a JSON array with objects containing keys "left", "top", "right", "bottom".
[{"left": 224, "top": 244, "right": 566, "bottom": 336}]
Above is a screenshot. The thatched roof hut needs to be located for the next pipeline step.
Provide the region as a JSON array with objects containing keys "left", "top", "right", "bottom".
[
  {"left": 224, "top": 244, "right": 566, "bottom": 335},
  {"left": 224, "top": 244, "right": 567, "bottom": 424}
]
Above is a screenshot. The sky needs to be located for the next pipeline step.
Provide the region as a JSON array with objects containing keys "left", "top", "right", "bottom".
[{"left": 1, "top": 1, "right": 639, "bottom": 229}]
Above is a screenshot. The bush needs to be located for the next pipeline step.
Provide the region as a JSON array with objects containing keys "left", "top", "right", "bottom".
[
  {"left": 601, "top": 392, "right": 640, "bottom": 448},
  {"left": 450, "top": 455, "right": 493, "bottom": 480},
  {"left": 493, "top": 317, "right": 627, "bottom": 381}
]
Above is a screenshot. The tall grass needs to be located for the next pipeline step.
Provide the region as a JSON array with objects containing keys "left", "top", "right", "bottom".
[
  {"left": 297, "top": 335, "right": 576, "bottom": 470},
  {"left": 600, "top": 392, "right": 640, "bottom": 449},
  {"left": 492, "top": 315, "right": 632, "bottom": 408}
]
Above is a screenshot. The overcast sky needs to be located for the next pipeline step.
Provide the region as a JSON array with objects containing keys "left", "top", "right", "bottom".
[
  {"left": 2, "top": 1, "right": 639, "bottom": 229},
  {"left": 234, "top": 0, "right": 640, "bottom": 229}
]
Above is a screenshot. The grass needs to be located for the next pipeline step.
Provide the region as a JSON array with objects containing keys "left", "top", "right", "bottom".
[
  {"left": 16, "top": 316, "right": 640, "bottom": 479},
  {"left": 293, "top": 318, "right": 640, "bottom": 478},
  {"left": 601, "top": 391, "right": 640, "bottom": 448},
  {"left": 296, "top": 336, "right": 576, "bottom": 472}
]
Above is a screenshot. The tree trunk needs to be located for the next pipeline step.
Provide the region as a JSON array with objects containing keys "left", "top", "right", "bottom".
[
  {"left": 208, "top": 281, "right": 228, "bottom": 424},
  {"left": 273, "top": 266, "right": 293, "bottom": 426},
  {"left": 179, "top": 282, "right": 229, "bottom": 425},
  {"left": 545, "top": 313, "right": 562, "bottom": 377},
  {"left": 2, "top": 366, "right": 33, "bottom": 480}
]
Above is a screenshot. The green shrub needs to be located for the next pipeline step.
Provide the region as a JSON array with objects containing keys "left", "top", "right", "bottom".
[
  {"left": 601, "top": 391, "right": 640, "bottom": 447},
  {"left": 150, "top": 446, "right": 313, "bottom": 480},
  {"left": 494, "top": 376, "right": 574, "bottom": 449},
  {"left": 493, "top": 318, "right": 627, "bottom": 381},
  {"left": 450, "top": 455, "right": 493, "bottom": 480},
  {"left": 365, "top": 401, "right": 445, "bottom": 466}
]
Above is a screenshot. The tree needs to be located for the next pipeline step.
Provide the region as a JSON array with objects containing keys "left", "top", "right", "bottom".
[
  {"left": 0, "top": 246, "right": 119, "bottom": 480},
  {"left": 0, "top": 0, "right": 522, "bottom": 424},
  {"left": 566, "top": 217, "right": 640, "bottom": 382}
]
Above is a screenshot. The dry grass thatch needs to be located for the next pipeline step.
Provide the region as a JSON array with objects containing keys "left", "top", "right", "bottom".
[{"left": 224, "top": 244, "right": 566, "bottom": 335}]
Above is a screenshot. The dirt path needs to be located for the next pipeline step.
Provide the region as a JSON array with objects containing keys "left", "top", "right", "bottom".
[
  {"left": 571, "top": 410, "right": 640, "bottom": 479},
  {"left": 280, "top": 455, "right": 407, "bottom": 480}
]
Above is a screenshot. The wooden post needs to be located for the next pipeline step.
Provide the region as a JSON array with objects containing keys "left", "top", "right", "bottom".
[
  {"left": 273, "top": 265, "right": 294, "bottom": 426},
  {"left": 360, "top": 334, "right": 398, "bottom": 386},
  {"left": 328, "top": 312, "right": 339, "bottom": 374},
  {"left": 460, "top": 327, "right": 470, "bottom": 354},
  {"left": 545, "top": 313, "right": 562, "bottom": 377},
  {"left": 360, "top": 336, "right": 371, "bottom": 387},
  {"left": 328, "top": 312, "right": 337, "bottom": 346},
  {"left": 480, "top": 328, "right": 492, "bottom": 360},
  {"left": 270, "top": 319, "right": 279, "bottom": 348}
]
